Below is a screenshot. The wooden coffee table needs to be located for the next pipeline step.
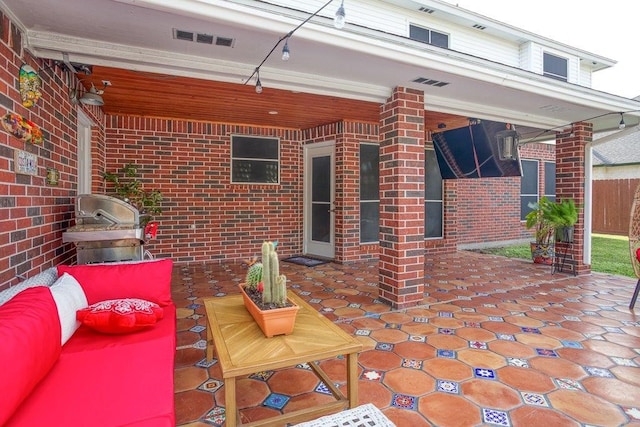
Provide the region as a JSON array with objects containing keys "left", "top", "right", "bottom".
[{"left": 204, "top": 292, "right": 363, "bottom": 426}]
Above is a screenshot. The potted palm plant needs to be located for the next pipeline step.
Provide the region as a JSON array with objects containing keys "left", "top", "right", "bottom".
[{"left": 525, "top": 196, "right": 555, "bottom": 264}]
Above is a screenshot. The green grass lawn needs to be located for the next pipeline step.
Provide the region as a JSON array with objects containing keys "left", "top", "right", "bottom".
[{"left": 477, "top": 234, "right": 636, "bottom": 278}]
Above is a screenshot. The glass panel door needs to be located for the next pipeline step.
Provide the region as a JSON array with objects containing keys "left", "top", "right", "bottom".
[{"left": 304, "top": 142, "right": 335, "bottom": 258}]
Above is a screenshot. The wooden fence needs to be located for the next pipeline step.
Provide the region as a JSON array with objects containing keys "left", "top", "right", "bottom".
[{"left": 592, "top": 178, "right": 640, "bottom": 235}]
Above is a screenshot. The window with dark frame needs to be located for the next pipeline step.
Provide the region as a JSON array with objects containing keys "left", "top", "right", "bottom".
[
  {"left": 544, "top": 161, "right": 556, "bottom": 202},
  {"left": 359, "top": 143, "right": 379, "bottom": 243},
  {"left": 543, "top": 52, "right": 568, "bottom": 82},
  {"left": 409, "top": 24, "right": 449, "bottom": 48},
  {"left": 425, "top": 147, "right": 444, "bottom": 238},
  {"left": 231, "top": 135, "right": 279, "bottom": 184},
  {"left": 520, "top": 159, "right": 539, "bottom": 220}
]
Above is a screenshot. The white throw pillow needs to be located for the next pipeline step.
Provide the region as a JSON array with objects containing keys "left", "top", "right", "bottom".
[{"left": 50, "top": 273, "right": 89, "bottom": 345}]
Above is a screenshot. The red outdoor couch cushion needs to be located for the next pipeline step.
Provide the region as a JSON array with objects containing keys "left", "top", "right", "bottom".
[
  {"left": 58, "top": 258, "right": 173, "bottom": 306},
  {"left": 5, "top": 304, "right": 176, "bottom": 427},
  {"left": 0, "top": 287, "right": 61, "bottom": 426}
]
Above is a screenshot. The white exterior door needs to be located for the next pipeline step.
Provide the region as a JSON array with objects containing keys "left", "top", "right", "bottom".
[{"left": 303, "top": 142, "right": 335, "bottom": 259}]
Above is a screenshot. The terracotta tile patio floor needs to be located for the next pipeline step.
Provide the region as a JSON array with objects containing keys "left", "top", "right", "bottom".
[{"left": 172, "top": 251, "right": 640, "bottom": 426}]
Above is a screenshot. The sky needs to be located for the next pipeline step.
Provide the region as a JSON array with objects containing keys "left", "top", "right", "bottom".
[{"left": 440, "top": 0, "right": 639, "bottom": 99}]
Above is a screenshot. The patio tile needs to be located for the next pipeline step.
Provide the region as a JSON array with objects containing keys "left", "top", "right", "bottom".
[{"left": 172, "top": 252, "right": 640, "bottom": 426}]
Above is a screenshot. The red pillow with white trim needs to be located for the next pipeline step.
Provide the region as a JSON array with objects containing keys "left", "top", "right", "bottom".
[{"left": 76, "top": 298, "right": 163, "bottom": 334}]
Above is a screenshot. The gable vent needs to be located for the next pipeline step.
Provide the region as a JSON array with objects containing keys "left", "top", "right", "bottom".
[
  {"left": 418, "top": 7, "right": 435, "bottom": 13},
  {"left": 412, "top": 77, "right": 450, "bottom": 87},
  {"left": 473, "top": 24, "right": 487, "bottom": 30}
]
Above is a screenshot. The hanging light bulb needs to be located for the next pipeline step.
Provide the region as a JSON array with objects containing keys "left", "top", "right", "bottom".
[
  {"left": 255, "top": 69, "right": 263, "bottom": 94},
  {"left": 334, "top": 0, "right": 346, "bottom": 29},
  {"left": 282, "top": 39, "right": 290, "bottom": 61},
  {"left": 619, "top": 113, "right": 626, "bottom": 130}
]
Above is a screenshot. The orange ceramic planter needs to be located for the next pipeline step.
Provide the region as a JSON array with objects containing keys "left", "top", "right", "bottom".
[{"left": 239, "top": 284, "right": 300, "bottom": 338}]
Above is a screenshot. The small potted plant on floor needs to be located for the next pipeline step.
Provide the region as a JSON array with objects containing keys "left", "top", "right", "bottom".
[
  {"left": 525, "top": 196, "right": 555, "bottom": 265},
  {"left": 240, "top": 241, "right": 299, "bottom": 337}
]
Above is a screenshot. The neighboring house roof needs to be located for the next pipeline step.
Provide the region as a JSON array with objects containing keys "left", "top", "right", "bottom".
[{"left": 593, "top": 129, "right": 640, "bottom": 166}]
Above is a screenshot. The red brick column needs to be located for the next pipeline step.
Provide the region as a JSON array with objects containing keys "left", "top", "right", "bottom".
[
  {"left": 555, "top": 122, "right": 591, "bottom": 275},
  {"left": 378, "top": 87, "right": 425, "bottom": 308}
]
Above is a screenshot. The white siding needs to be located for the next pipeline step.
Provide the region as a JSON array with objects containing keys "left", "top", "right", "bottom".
[
  {"left": 271, "top": 0, "right": 592, "bottom": 87},
  {"left": 579, "top": 63, "right": 593, "bottom": 87},
  {"left": 593, "top": 165, "right": 640, "bottom": 180}
]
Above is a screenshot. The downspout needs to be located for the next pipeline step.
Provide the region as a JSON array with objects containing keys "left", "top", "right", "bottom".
[{"left": 584, "top": 143, "right": 592, "bottom": 266}]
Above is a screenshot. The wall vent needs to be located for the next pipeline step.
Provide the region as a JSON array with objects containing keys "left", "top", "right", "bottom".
[
  {"left": 412, "top": 77, "right": 450, "bottom": 87},
  {"left": 418, "top": 7, "right": 435, "bottom": 13},
  {"left": 473, "top": 24, "right": 487, "bottom": 30}
]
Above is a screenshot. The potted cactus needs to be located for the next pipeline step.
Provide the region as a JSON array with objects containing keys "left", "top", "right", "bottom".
[{"left": 240, "top": 241, "right": 299, "bottom": 337}]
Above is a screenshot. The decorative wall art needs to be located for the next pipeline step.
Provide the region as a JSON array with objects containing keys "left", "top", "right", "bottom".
[
  {"left": 46, "top": 168, "right": 60, "bottom": 185},
  {"left": 14, "top": 149, "right": 38, "bottom": 176},
  {"left": 1, "top": 113, "right": 43, "bottom": 144},
  {"left": 19, "top": 64, "right": 42, "bottom": 108}
]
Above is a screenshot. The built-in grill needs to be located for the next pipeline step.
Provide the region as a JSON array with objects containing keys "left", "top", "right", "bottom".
[{"left": 62, "top": 194, "right": 149, "bottom": 264}]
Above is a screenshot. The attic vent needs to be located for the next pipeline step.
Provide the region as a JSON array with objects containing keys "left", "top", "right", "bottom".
[
  {"left": 173, "top": 29, "right": 194, "bottom": 41},
  {"left": 412, "top": 77, "right": 450, "bottom": 87},
  {"left": 473, "top": 24, "right": 487, "bottom": 30},
  {"left": 418, "top": 7, "right": 435, "bottom": 13},
  {"left": 196, "top": 33, "right": 214, "bottom": 44},
  {"left": 215, "top": 37, "right": 235, "bottom": 47}
]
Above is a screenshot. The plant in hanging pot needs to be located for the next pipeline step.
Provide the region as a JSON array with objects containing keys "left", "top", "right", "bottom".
[
  {"left": 546, "top": 198, "right": 579, "bottom": 243},
  {"left": 239, "top": 241, "right": 299, "bottom": 337},
  {"left": 525, "top": 196, "right": 555, "bottom": 265}
]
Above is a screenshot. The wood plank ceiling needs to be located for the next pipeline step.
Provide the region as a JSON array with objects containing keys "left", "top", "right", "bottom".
[{"left": 80, "top": 66, "right": 470, "bottom": 132}]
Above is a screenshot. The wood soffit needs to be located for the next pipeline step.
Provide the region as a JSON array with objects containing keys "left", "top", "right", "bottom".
[{"left": 81, "top": 66, "right": 470, "bottom": 132}]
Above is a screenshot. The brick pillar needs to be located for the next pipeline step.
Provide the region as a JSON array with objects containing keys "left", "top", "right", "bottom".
[
  {"left": 378, "top": 87, "right": 425, "bottom": 308},
  {"left": 556, "top": 122, "right": 591, "bottom": 275}
]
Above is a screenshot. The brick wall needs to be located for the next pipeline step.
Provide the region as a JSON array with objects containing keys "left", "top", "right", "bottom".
[
  {"left": 0, "top": 12, "right": 105, "bottom": 290},
  {"left": 302, "top": 121, "right": 379, "bottom": 263},
  {"left": 556, "top": 123, "right": 590, "bottom": 274},
  {"left": 456, "top": 142, "right": 555, "bottom": 246},
  {"left": 104, "top": 116, "right": 304, "bottom": 263},
  {"left": 378, "top": 87, "right": 425, "bottom": 308}
]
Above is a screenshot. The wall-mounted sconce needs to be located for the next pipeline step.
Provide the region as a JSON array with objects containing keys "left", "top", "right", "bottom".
[
  {"left": 496, "top": 128, "right": 520, "bottom": 160},
  {"left": 437, "top": 123, "right": 446, "bottom": 129},
  {"left": 70, "top": 80, "right": 109, "bottom": 106}
]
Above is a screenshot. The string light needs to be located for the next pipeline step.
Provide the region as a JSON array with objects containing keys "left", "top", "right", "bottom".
[
  {"left": 282, "top": 38, "right": 290, "bottom": 61},
  {"left": 244, "top": 0, "right": 346, "bottom": 93},
  {"left": 619, "top": 113, "right": 626, "bottom": 130},
  {"left": 334, "top": 0, "right": 346, "bottom": 29},
  {"left": 254, "top": 69, "right": 262, "bottom": 94}
]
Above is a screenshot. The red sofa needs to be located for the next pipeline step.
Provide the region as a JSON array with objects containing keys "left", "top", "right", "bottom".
[{"left": 0, "top": 259, "right": 176, "bottom": 427}]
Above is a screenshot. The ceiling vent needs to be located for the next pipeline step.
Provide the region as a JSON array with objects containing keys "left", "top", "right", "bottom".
[
  {"left": 412, "top": 77, "right": 450, "bottom": 87},
  {"left": 173, "top": 29, "right": 235, "bottom": 47},
  {"left": 418, "top": 7, "right": 435, "bottom": 13},
  {"left": 473, "top": 24, "right": 487, "bottom": 30}
]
